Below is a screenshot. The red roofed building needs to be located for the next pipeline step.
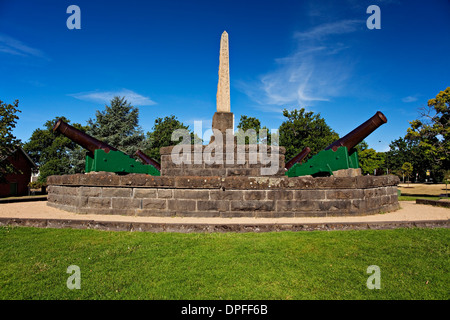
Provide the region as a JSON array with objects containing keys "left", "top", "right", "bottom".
[{"left": 0, "top": 147, "right": 37, "bottom": 197}]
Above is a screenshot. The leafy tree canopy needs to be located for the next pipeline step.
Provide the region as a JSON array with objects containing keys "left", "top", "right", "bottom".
[
  {"left": 236, "top": 115, "right": 271, "bottom": 144},
  {"left": 406, "top": 87, "right": 449, "bottom": 171},
  {"left": 0, "top": 99, "right": 22, "bottom": 179},
  {"left": 386, "top": 87, "right": 449, "bottom": 182},
  {"left": 278, "top": 108, "right": 339, "bottom": 161},
  {"left": 145, "top": 115, "right": 198, "bottom": 162},
  {"left": 23, "top": 117, "right": 86, "bottom": 184},
  {"left": 358, "top": 148, "right": 385, "bottom": 175},
  {"left": 87, "top": 96, "right": 148, "bottom": 157}
]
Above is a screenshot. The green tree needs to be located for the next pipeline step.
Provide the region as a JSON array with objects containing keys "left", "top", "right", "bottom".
[
  {"left": 145, "top": 115, "right": 199, "bottom": 162},
  {"left": 405, "top": 87, "right": 449, "bottom": 182},
  {"left": 278, "top": 108, "right": 339, "bottom": 162},
  {"left": 0, "top": 99, "right": 22, "bottom": 179},
  {"left": 443, "top": 170, "right": 450, "bottom": 197},
  {"left": 401, "top": 162, "right": 413, "bottom": 185},
  {"left": 87, "top": 96, "right": 149, "bottom": 157},
  {"left": 354, "top": 141, "right": 385, "bottom": 175},
  {"left": 23, "top": 117, "right": 86, "bottom": 184},
  {"left": 358, "top": 148, "right": 385, "bottom": 175},
  {"left": 385, "top": 137, "right": 425, "bottom": 181},
  {"left": 236, "top": 115, "right": 271, "bottom": 144}
]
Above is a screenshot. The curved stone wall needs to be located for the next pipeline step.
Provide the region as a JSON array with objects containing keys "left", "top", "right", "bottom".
[{"left": 47, "top": 173, "right": 400, "bottom": 218}]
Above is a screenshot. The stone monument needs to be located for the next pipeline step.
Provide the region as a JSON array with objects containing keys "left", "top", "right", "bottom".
[
  {"left": 46, "top": 31, "right": 400, "bottom": 219},
  {"left": 212, "top": 31, "right": 234, "bottom": 138}
]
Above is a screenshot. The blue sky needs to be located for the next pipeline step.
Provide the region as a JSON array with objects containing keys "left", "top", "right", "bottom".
[{"left": 1, "top": 0, "right": 449, "bottom": 151}]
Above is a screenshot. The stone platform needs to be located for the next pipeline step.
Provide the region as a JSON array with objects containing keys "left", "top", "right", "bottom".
[
  {"left": 160, "top": 144, "right": 286, "bottom": 177},
  {"left": 47, "top": 173, "right": 400, "bottom": 218}
]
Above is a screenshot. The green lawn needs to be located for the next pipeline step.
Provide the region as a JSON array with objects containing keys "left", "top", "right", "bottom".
[
  {"left": 0, "top": 226, "right": 448, "bottom": 300},
  {"left": 398, "top": 195, "right": 443, "bottom": 201}
]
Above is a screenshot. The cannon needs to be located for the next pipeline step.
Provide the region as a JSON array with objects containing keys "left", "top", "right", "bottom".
[
  {"left": 53, "top": 119, "right": 160, "bottom": 175},
  {"left": 135, "top": 149, "right": 161, "bottom": 171},
  {"left": 285, "top": 147, "right": 311, "bottom": 170},
  {"left": 286, "top": 111, "right": 387, "bottom": 177}
]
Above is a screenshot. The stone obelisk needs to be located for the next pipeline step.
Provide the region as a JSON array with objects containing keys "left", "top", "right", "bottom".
[
  {"left": 216, "top": 31, "right": 230, "bottom": 113},
  {"left": 212, "top": 31, "right": 234, "bottom": 140}
]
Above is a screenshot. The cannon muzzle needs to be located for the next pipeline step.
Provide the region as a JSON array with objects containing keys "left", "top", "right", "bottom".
[
  {"left": 53, "top": 119, "right": 118, "bottom": 155},
  {"left": 325, "top": 111, "right": 387, "bottom": 152}
]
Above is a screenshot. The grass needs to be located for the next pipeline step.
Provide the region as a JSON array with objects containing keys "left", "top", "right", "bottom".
[
  {"left": 397, "top": 183, "right": 449, "bottom": 201},
  {"left": 398, "top": 195, "right": 443, "bottom": 201},
  {"left": 398, "top": 183, "right": 449, "bottom": 196},
  {"left": 0, "top": 194, "right": 47, "bottom": 203},
  {"left": 0, "top": 226, "right": 448, "bottom": 300}
]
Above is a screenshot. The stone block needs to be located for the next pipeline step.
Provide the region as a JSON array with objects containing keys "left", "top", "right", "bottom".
[
  {"left": 332, "top": 168, "right": 362, "bottom": 177},
  {"left": 226, "top": 168, "right": 257, "bottom": 177},
  {"left": 80, "top": 187, "right": 102, "bottom": 197},
  {"left": 111, "top": 197, "right": 141, "bottom": 209},
  {"left": 174, "top": 176, "right": 222, "bottom": 188},
  {"left": 102, "top": 187, "right": 132, "bottom": 198},
  {"left": 267, "top": 190, "right": 294, "bottom": 200},
  {"left": 363, "top": 187, "right": 386, "bottom": 198},
  {"left": 157, "top": 189, "right": 173, "bottom": 199},
  {"left": 294, "top": 211, "right": 327, "bottom": 218},
  {"left": 244, "top": 190, "right": 267, "bottom": 200},
  {"left": 87, "top": 197, "right": 111, "bottom": 208},
  {"left": 142, "top": 199, "right": 167, "bottom": 210},
  {"left": 316, "top": 176, "right": 356, "bottom": 189},
  {"left": 120, "top": 175, "right": 175, "bottom": 188},
  {"left": 78, "top": 196, "right": 89, "bottom": 208},
  {"left": 167, "top": 199, "right": 196, "bottom": 212},
  {"left": 174, "top": 189, "right": 210, "bottom": 200},
  {"left": 133, "top": 188, "right": 158, "bottom": 198},
  {"left": 210, "top": 190, "right": 243, "bottom": 200},
  {"left": 230, "top": 200, "right": 274, "bottom": 211},
  {"left": 326, "top": 189, "right": 363, "bottom": 200},
  {"left": 319, "top": 200, "right": 351, "bottom": 211},
  {"left": 163, "top": 168, "right": 184, "bottom": 176},
  {"left": 277, "top": 200, "right": 318, "bottom": 212},
  {"left": 294, "top": 190, "right": 326, "bottom": 200},
  {"left": 49, "top": 186, "right": 79, "bottom": 196},
  {"left": 197, "top": 200, "right": 230, "bottom": 211},
  {"left": 351, "top": 199, "right": 367, "bottom": 211},
  {"left": 212, "top": 112, "right": 234, "bottom": 134}
]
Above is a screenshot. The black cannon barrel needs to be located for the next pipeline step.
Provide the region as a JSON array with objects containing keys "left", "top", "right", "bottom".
[
  {"left": 285, "top": 147, "right": 311, "bottom": 170},
  {"left": 325, "top": 111, "right": 387, "bottom": 152},
  {"left": 135, "top": 150, "right": 161, "bottom": 171},
  {"left": 53, "top": 119, "right": 118, "bottom": 154}
]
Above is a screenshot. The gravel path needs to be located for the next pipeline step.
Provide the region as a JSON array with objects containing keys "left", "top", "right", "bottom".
[{"left": 0, "top": 200, "right": 448, "bottom": 225}]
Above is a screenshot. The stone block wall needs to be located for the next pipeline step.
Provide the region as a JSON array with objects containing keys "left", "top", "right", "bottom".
[
  {"left": 47, "top": 173, "right": 400, "bottom": 218},
  {"left": 159, "top": 144, "right": 286, "bottom": 177}
]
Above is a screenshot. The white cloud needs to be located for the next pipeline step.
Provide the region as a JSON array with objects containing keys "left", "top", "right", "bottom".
[
  {"left": 0, "top": 33, "right": 48, "bottom": 59},
  {"left": 70, "top": 89, "right": 157, "bottom": 106},
  {"left": 237, "top": 20, "right": 362, "bottom": 111},
  {"left": 402, "top": 96, "right": 418, "bottom": 103},
  {"left": 294, "top": 19, "right": 364, "bottom": 40}
]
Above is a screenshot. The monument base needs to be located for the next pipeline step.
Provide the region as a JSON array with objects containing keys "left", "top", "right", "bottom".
[{"left": 47, "top": 173, "right": 400, "bottom": 218}]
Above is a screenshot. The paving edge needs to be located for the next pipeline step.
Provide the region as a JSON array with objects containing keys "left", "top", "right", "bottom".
[
  {"left": 416, "top": 199, "right": 450, "bottom": 208},
  {"left": 0, "top": 217, "right": 448, "bottom": 233}
]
